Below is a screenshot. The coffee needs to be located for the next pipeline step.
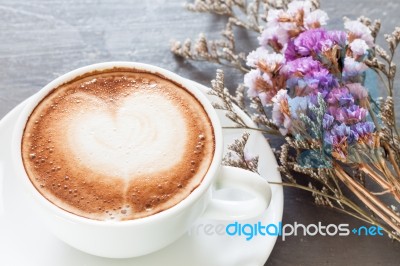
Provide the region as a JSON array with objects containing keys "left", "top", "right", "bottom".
[{"left": 22, "top": 68, "right": 215, "bottom": 221}]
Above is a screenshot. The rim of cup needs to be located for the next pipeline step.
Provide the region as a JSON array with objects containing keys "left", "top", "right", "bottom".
[{"left": 11, "top": 62, "right": 224, "bottom": 227}]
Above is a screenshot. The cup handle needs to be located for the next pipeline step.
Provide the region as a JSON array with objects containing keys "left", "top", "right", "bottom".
[{"left": 202, "top": 166, "right": 272, "bottom": 220}]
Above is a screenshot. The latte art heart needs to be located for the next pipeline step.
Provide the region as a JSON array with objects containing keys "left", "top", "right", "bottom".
[
  {"left": 22, "top": 70, "right": 215, "bottom": 221},
  {"left": 68, "top": 92, "right": 187, "bottom": 180}
]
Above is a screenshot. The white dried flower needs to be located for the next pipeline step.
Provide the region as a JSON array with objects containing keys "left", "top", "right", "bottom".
[
  {"left": 345, "top": 20, "right": 374, "bottom": 47},
  {"left": 304, "top": 10, "right": 329, "bottom": 29},
  {"left": 246, "top": 47, "right": 285, "bottom": 68},
  {"left": 259, "top": 26, "right": 289, "bottom": 51},
  {"left": 349, "top": 39, "right": 369, "bottom": 56},
  {"left": 287, "top": 0, "right": 312, "bottom": 16}
]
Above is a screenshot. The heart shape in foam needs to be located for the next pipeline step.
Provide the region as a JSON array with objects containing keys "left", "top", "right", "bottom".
[{"left": 66, "top": 92, "right": 188, "bottom": 180}]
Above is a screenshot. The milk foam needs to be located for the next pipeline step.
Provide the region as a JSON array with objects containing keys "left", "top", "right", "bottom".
[{"left": 68, "top": 92, "right": 187, "bottom": 179}]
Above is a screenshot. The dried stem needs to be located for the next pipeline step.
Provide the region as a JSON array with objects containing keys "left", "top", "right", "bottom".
[
  {"left": 335, "top": 166, "right": 400, "bottom": 231},
  {"left": 269, "top": 181, "right": 400, "bottom": 241}
]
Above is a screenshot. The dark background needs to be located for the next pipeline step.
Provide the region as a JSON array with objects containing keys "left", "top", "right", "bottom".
[{"left": 0, "top": 0, "right": 399, "bottom": 265}]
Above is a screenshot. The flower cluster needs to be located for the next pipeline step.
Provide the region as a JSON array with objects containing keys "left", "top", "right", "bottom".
[
  {"left": 173, "top": 0, "right": 400, "bottom": 242},
  {"left": 244, "top": 0, "right": 375, "bottom": 162}
]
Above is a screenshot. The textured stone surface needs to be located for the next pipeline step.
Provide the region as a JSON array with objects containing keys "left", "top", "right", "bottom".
[{"left": 0, "top": 0, "right": 399, "bottom": 265}]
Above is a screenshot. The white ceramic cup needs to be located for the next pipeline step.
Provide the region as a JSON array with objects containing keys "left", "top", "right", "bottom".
[{"left": 11, "top": 62, "right": 272, "bottom": 258}]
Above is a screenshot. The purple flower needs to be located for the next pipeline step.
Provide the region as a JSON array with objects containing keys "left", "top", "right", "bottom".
[
  {"left": 327, "top": 123, "right": 351, "bottom": 140},
  {"left": 324, "top": 123, "right": 351, "bottom": 162},
  {"left": 350, "top": 121, "right": 375, "bottom": 144},
  {"left": 286, "top": 77, "right": 319, "bottom": 96},
  {"left": 326, "top": 87, "right": 354, "bottom": 106},
  {"left": 323, "top": 114, "right": 334, "bottom": 130},
  {"left": 281, "top": 57, "right": 338, "bottom": 96},
  {"left": 284, "top": 41, "right": 298, "bottom": 61},
  {"left": 310, "top": 69, "right": 338, "bottom": 91},
  {"left": 290, "top": 29, "right": 347, "bottom": 58},
  {"left": 307, "top": 93, "right": 321, "bottom": 106},
  {"left": 281, "top": 56, "right": 324, "bottom": 76},
  {"left": 326, "top": 30, "right": 347, "bottom": 47},
  {"left": 324, "top": 123, "right": 349, "bottom": 140},
  {"left": 329, "top": 105, "right": 367, "bottom": 124},
  {"left": 294, "top": 29, "right": 331, "bottom": 56},
  {"left": 245, "top": 2, "right": 377, "bottom": 159}
]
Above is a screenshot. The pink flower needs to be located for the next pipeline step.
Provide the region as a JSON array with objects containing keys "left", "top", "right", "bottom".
[
  {"left": 343, "top": 57, "right": 368, "bottom": 78},
  {"left": 259, "top": 26, "right": 289, "bottom": 51},
  {"left": 244, "top": 69, "right": 271, "bottom": 97},
  {"left": 246, "top": 47, "right": 268, "bottom": 67},
  {"left": 287, "top": 0, "right": 313, "bottom": 16},
  {"left": 272, "top": 89, "right": 292, "bottom": 135},
  {"left": 265, "top": 8, "right": 297, "bottom": 32},
  {"left": 344, "top": 20, "right": 374, "bottom": 47},
  {"left": 304, "top": 10, "right": 329, "bottom": 29},
  {"left": 326, "top": 87, "right": 354, "bottom": 106},
  {"left": 244, "top": 69, "right": 278, "bottom": 104},
  {"left": 246, "top": 47, "right": 285, "bottom": 69},
  {"left": 346, "top": 83, "right": 368, "bottom": 100},
  {"left": 244, "top": 49, "right": 286, "bottom": 104},
  {"left": 258, "top": 92, "right": 269, "bottom": 106},
  {"left": 261, "top": 0, "right": 329, "bottom": 52},
  {"left": 349, "top": 39, "right": 369, "bottom": 57},
  {"left": 266, "top": 9, "right": 286, "bottom": 27}
]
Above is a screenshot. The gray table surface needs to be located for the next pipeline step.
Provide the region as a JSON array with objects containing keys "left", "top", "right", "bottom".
[{"left": 1, "top": 0, "right": 399, "bottom": 265}]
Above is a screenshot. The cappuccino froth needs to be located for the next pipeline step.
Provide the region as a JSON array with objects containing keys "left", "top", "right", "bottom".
[
  {"left": 68, "top": 91, "right": 188, "bottom": 179},
  {"left": 22, "top": 69, "right": 215, "bottom": 221}
]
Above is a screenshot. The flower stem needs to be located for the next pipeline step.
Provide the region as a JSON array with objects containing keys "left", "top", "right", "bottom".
[
  {"left": 335, "top": 167, "right": 400, "bottom": 232},
  {"left": 222, "top": 126, "right": 281, "bottom": 135},
  {"left": 269, "top": 181, "right": 400, "bottom": 241},
  {"left": 359, "top": 164, "right": 391, "bottom": 191}
]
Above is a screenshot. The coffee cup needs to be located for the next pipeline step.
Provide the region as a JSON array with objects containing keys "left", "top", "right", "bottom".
[{"left": 11, "top": 62, "right": 272, "bottom": 258}]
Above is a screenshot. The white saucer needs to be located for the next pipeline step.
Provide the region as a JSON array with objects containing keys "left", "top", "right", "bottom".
[{"left": 0, "top": 80, "right": 283, "bottom": 266}]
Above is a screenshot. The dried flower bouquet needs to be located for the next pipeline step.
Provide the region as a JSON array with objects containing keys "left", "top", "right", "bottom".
[{"left": 172, "top": 0, "right": 400, "bottom": 241}]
